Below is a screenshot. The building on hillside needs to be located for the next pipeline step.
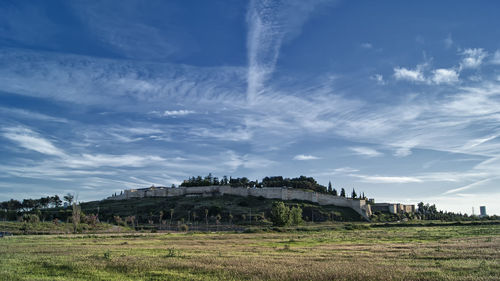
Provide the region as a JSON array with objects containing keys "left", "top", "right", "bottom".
[{"left": 370, "top": 203, "right": 415, "bottom": 214}]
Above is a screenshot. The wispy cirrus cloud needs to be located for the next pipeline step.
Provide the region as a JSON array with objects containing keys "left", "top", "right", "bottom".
[
  {"left": 163, "top": 110, "right": 195, "bottom": 117},
  {"left": 491, "top": 50, "right": 500, "bottom": 65},
  {"left": 360, "top": 42, "right": 373, "bottom": 49},
  {"left": 246, "top": 0, "right": 334, "bottom": 102},
  {"left": 293, "top": 154, "right": 320, "bottom": 161},
  {"left": 351, "top": 174, "right": 422, "bottom": 183},
  {"left": 349, "top": 146, "right": 383, "bottom": 158},
  {"left": 2, "top": 127, "right": 66, "bottom": 157},
  {"left": 0, "top": 107, "right": 68, "bottom": 123}
]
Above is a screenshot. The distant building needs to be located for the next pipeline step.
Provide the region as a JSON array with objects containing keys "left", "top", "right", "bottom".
[
  {"left": 480, "top": 206, "right": 487, "bottom": 217},
  {"left": 369, "top": 203, "right": 415, "bottom": 214}
]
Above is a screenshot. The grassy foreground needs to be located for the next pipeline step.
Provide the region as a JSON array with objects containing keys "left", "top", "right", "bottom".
[{"left": 0, "top": 224, "right": 499, "bottom": 281}]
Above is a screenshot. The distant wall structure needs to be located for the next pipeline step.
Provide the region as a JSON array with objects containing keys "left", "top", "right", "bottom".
[
  {"left": 107, "top": 185, "right": 373, "bottom": 221},
  {"left": 370, "top": 203, "right": 415, "bottom": 214}
]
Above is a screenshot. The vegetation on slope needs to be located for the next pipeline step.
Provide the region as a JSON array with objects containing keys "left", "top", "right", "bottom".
[{"left": 81, "top": 194, "right": 364, "bottom": 227}]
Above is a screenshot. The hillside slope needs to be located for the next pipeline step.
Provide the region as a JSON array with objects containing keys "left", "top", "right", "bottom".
[{"left": 81, "top": 194, "right": 364, "bottom": 225}]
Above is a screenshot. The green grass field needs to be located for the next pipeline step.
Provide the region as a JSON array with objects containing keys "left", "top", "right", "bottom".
[{"left": 1, "top": 223, "right": 499, "bottom": 281}]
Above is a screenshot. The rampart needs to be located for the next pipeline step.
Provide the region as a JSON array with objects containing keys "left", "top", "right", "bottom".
[{"left": 107, "top": 185, "right": 372, "bottom": 220}]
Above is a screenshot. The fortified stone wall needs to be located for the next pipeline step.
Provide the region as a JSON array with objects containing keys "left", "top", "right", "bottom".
[
  {"left": 370, "top": 203, "right": 415, "bottom": 214},
  {"left": 109, "top": 185, "right": 372, "bottom": 220}
]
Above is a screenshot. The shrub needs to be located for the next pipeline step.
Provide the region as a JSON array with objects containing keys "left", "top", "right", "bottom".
[
  {"left": 270, "top": 202, "right": 290, "bottom": 227},
  {"left": 103, "top": 250, "right": 111, "bottom": 260},
  {"left": 290, "top": 206, "right": 303, "bottom": 225},
  {"left": 165, "top": 248, "right": 180, "bottom": 258},
  {"left": 178, "top": 224, "right": 189, "bottom": 232},
  {"left": 22, "top": 213, "right": 40, "bottom": 223},
  {"left": 270, "top": 202, "right": 303, "bottom": 227}
]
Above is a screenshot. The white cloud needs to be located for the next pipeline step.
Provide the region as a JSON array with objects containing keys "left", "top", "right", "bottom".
[
  {"left": 0, "top": 107, "right": 68, "bottom": 123},
  {"left": 163, "top": 110, "right": 195, "bottom": 117},
  {"left": 222, "top": 150, "right": 274, "bottom": 171},
  {"left": 293, "top": 154, "right": 320, "bottom": 160},
  {"left": 462, "top": 135, "right": 498, "bottom": 149},
  {"left": 394, "top": 147, "right": 412, "bottom": 157},
  {"left": 334, "top": 167, "right": 359, "bottom": 173},
  {"left": 443, "top": 34, "right": 453, "bottom": 49},
  {"left": 431, "top": 68, "right": 459, "bottom": 84},
  {"left": 371, "top": 74, "right": 385, "bottom": 85},
  {"left": 2, "top": 127, "right": 66, "bottom": 157},
  {"left": 349, "top": 146, "right": 383, "bottom": 158},
  {"left": 190, "top": 127, "right": 252, "bottom": 142},
  {"left": 491, "top": 50, "right": 500, "bottom": 65},
  {"left": 460, "top": 48, "right": 487, "bottom": 69},
  {"left": 361, "top": 42, "right": 372, "bottom": 49},
  {"left": 124, "top": 127, "right": 163, "bottom": 135},
  {"left": 393, "top": 65, "right": 426, "bottom": 82},
  {"left": 246, "top": 0, "right": 332, "bottom": 103},
  {"left": 63, "top": 154, "right": 165, "bottom": 168},
  {"left": 352, "top": 174, "right": 422, "bottom": 183}
]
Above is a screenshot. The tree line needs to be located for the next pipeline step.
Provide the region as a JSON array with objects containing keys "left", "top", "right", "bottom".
[
  {"left": 0, "top": 193, "right": 76, "bottom": 212},
  {"left": 180, "top": 174, "right": 367, "bottom": 198},
  {"left": 416, "top": 202, "right": 498, "bottom": 221}
]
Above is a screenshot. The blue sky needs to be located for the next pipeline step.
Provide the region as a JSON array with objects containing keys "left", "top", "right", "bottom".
[{"left": 1, "top": 0, "right": 500, "bottom": 215}]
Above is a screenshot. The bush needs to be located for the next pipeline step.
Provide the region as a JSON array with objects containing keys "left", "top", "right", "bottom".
[
  {"left": 270, "top": 202, "right": 303, "bottom": 227},
  {"left": 103, "top": 250, "right": 111, "bottom": 260},
  {"left": 178, "top": 224, "right": 189, "bottom": 232},
  {"left": 23, "top": 213, "right": 40, "bottom": 223},
  {"left": 290, "top": 206, "right": 303, "bottom": 225},
  {"left": 165, "top": 248, "right": 181, "bottom": 258},
  {"left": 270, "top": 202, "right": 290, "bottom": 226}
]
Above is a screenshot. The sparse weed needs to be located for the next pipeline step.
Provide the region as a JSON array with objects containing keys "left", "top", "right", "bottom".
[
  {"left": 103, "top": 250, "right": 111, "bottom": 260},
  {"left": 165, "top": 248, "right": 181, "bottom": 258}
]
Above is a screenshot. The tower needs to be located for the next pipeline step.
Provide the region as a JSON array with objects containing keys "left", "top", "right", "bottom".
[{"left": 479, "top": 206, "right": 487, "bottom": 217}]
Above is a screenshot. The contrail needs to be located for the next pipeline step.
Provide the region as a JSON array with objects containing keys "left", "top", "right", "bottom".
[{"left": 246, "top": 0, "right": 283, "bottom": 104}]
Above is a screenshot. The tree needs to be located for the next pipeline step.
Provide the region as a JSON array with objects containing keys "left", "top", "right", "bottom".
[
  {"left": 22, "top": 199, "right": 35, "bottom": 211},
  {"left": 270, "top": 202, "right": 290, "bottom": 227},
  {"left": 328, "top": 181, "right": 332, "bottom": 193},
  {"left": 64, "top": 193, "right": 74, "bottom": 205},
  {"left": 159, "top": 210, "right": 164, "bottom": 223},
  {"left": 40, "top": 196, "right": 50, "bottom": 209},
  {"left": 204, "top": 209, "right": 209, "bottom": 229},
  {"left": 332, "top": 189, "right": 338, "bottom": 196},
  {"left": 169, "top": 208, "right": 174, "bottom": 227},
  {"left": 52, "top": 195, "right": 62, "bottom": 207},
  {"left": 340, "top": 188, "right": 346, "bottom": 197},
  {"left": 290, "top": 206, "right": 303, "bottom": 225},
  {"left": 71, "top": 202, "right": 81, "bottom": 233},
  {"left": 7, "top": 199, "right": 22, "bottom": 211},
  {"left": 351, "top": 189, "right": 357, "bottom": 199}
]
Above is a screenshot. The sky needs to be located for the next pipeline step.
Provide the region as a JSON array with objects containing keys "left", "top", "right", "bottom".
[{"left": 1, "top": 0, "right": 499, "bottom": 215}]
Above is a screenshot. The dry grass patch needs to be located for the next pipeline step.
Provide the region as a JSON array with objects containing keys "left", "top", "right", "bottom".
[{"left": 0, "top": 224, "right": 499, "bottom": 280}]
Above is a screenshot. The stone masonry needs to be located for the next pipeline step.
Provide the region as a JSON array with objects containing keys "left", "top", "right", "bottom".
[{"left": 108, "top": 185, "right": 373, "bottom": 221}]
